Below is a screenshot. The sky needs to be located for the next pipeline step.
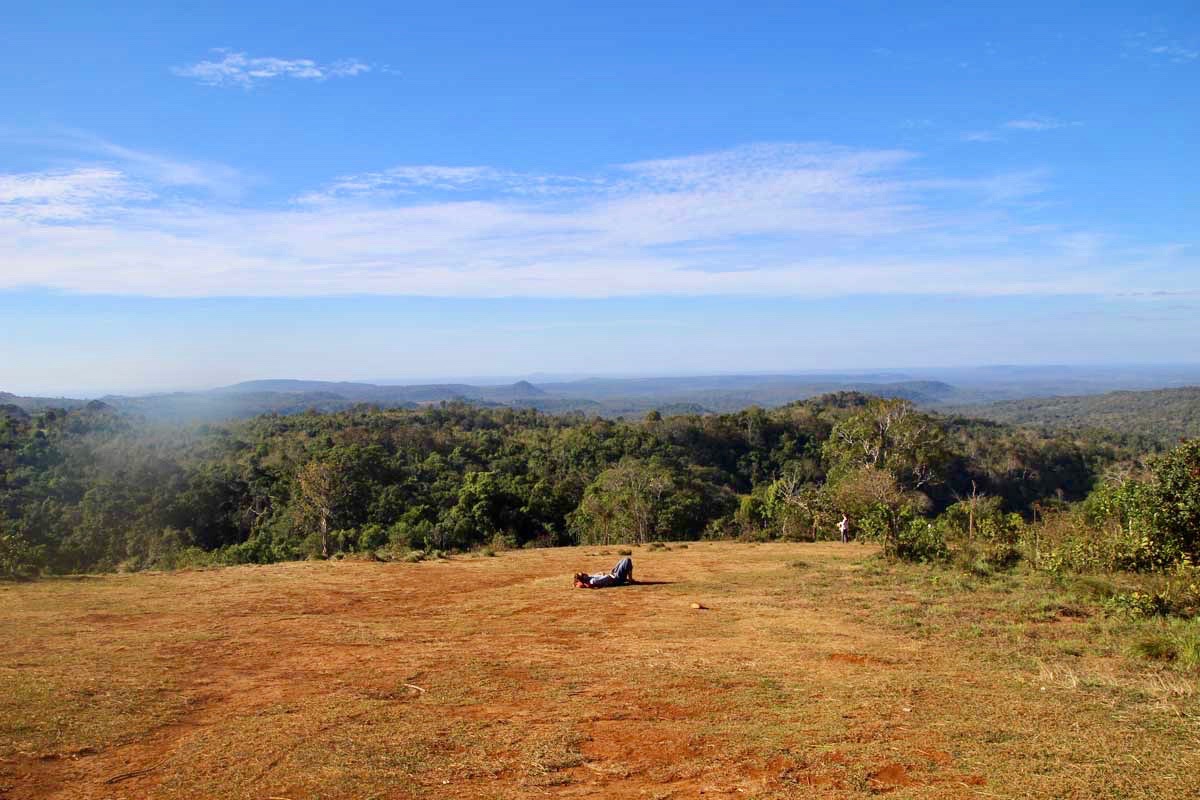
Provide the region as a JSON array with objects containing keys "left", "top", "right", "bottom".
[{"left": 1, "top": 1, "right": 1198, "bottom": 394}]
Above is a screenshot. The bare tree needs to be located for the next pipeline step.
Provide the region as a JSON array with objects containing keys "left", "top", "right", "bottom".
[{"left": 295, "top": 460, "right": 345, "bottom": 558}]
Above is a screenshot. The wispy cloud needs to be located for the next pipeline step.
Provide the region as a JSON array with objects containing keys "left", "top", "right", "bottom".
[
  {"left": 0, "top": 168, "right": 149, "bottom": 221},
  {"left": 1147, "top": 43, "right": 1199, "bottom": 62},
  {"left": 963, "top": 117, "right": 1080, "bottom": 143},
  {"left": 0, "top": 128, "right": 247, "bottom": 200},
  {"left": 172, "top": 49, "right": 371, "bottom": 88},
  {"left": 294, "top": 165, "right": 596, "bottom": 204},
  {"left": 961, "top": 131, "right": 1000, "bottom": 143},
  {"left": 0, "top": 141, "right": 1192, "bottom": 299},
  {"left": 1004, "top": 118, "right": 1077, "bottom": 131},
  {"left": 1126, "top": 32, "right": 1199, "bottom": 64}
]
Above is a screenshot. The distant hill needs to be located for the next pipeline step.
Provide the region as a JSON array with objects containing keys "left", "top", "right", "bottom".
[
  {"left": 535, "top": 376, "right": 962, "bottom": 414},
  {"left": 9, "top": 369, "right": 1200, "bottom": 430},
  {"left": 0, "top": 403, "right": 32, "bottom": 422},
  {"left": 950, "top": 386, "right": 1200, "bottom": 446},
  {"left": 221, "top": 378, "right": 546, "bottom": 403},
  {"left": 102, "top": 390, "right": 371, "bottom": 422},
  {"left": 82, "top": 376, "right": 968, "bottom": 422},
  {"left": 3, "top": 376, "right": 964, "bottom": 423},
  {"left": 0, "top": 391, "right": 88, "bottom": 413}
]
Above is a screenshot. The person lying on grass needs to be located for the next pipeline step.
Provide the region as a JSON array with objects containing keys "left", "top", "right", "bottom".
[{"left": 574, "top": 556, "right": 634, "bottom": 588}]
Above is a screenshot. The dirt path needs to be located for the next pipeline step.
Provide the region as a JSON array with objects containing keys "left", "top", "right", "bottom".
[{"left": 2, "top": 542, "right": 1197, "bottom": 799}]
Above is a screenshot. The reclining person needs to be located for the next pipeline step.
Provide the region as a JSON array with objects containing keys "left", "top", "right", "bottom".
[{"left": 574, "top": 556, "right": 634, "bottom": 588}]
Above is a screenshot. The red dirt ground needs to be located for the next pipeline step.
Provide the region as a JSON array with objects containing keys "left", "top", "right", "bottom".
[{"left": 2, "top": 542, "right": 1197, "bottom": 799}]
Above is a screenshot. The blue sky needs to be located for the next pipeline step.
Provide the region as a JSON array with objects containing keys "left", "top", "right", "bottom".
[{"left": 1, "top": 1, "right": 1197, "bottom": 394}]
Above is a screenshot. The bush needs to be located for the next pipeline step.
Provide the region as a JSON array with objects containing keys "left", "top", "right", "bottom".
[
  {"left": 702, "top": 515, "right": 739, "bottom": 540},
  {"left": 1027, "top": 507, "right": 1188, "bottom": 575},
  {"left": 896, "top": 519, "right": 949, "bottom": 563},
  {"left": 357, "top": 524, "right": 388, "bottom": 551},
  {"left": 490, "top": 531, "right": 518, "bottom": 551},
  {"left": 1149, "top": 439, "right": 1200, "bottom": 558},
  {"left": 388, "top": 517, "right": 435, "bottom": 551},
  {"left": 1102, "top": 590, "right": 1166, "bottom": 618},
  {"left": 1, "top": 527, "right": 42, "bottom": 578}
]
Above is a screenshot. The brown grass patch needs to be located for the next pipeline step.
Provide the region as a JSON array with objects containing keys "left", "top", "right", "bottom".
[{"left": 1, "top": 543, "right": 1197, "bottom": 799}]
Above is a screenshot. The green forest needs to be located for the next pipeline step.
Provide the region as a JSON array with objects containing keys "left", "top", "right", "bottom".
[
  {"left": 2, "top": 395, "right": 1198, "bottom": 615},
  {"left": 953, "top": 386, "right": 1200, "bottom": 447}
]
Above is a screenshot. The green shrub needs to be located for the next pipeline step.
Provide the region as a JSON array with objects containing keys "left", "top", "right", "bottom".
[
  {"left": 490, "top": 532, "right": 518, "bottom": 551},
  {"left": 388, "top": 517, "right": 435, "bottom": 551},
  {"left": 896, "top": 519, "right": 949, "bottom": 563},
  {"left": 703, "top": 516, "right": 739, "bottom": 540},
  {"left": 1102, "top": 590, "right": 1165, "bottom": 618},
  {"left": 357, "top": 524, "right": 387, "bottom": 551},
  {"left": 0, "top": 526, "right": 42, "bottom": 578},
  {"left": 1025, "top": 506, "right": 1185, "bottom": 575},
  {"left": 1132, "top": 621, "right": 1200, "bottom": 669},
  {"left": 1072, "top": 575, "right": 1119, "bottom": 600}
]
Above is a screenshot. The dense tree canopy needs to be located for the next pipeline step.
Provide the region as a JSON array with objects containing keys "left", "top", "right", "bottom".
[{"left": 0, "top": 394, "right": 1157, "bottom": 575}]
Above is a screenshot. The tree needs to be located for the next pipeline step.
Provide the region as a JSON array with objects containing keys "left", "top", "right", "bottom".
[
  {"left": 569, "top": 458, "right": 673, "bottom": 545},
  {"left": 827, "top": 466, "right": 930, "bottom": 556},
  {"left": 1150, "top": 438, "right": 1200, "bottom": 558},
  {"left": 822, "top": 399, "right": 948, "bottom": 491},
  {"left": 0, "top": 513, "right": 40, "bottom": 577},
  {"left": 765, "top": 473, "right": 829, "bottom": 540},
  {"left": 443, "top": 471, "right": 527, "bottom": 548},
  {"left": 294, "top": 460, "right": 348, "bottom": 557}
]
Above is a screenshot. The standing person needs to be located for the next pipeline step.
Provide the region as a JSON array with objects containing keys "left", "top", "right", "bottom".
[{"left": 838, "top": 514, "right": 851, "bottom": 543}]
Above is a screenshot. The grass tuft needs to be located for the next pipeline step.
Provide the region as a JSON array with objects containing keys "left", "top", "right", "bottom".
[{"left": 1133, "top": 622, "right": 1200, "bottom": 669}]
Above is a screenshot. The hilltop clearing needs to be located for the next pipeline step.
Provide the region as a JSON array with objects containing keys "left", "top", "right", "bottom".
[{"left": 2, "top": 543, "right": 1196, "bottom": 799}]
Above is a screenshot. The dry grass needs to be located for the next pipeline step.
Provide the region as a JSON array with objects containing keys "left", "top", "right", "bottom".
[{"left": 1, "top": 542, "right": 1198, "bottom": 799}]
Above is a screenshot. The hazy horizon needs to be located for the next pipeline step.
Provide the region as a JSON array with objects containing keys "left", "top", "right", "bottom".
[{"left": 8, "top": 360, "right": 1200, "bottom": 400}]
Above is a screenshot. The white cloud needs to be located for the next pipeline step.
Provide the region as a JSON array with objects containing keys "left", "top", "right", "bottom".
[
  {"left": 1147, "top": 43, "right": 1199, "bottom": 62},
  {"left": 27, "top": 130, "right": 246, "bottom": 198},
  {"left": 89, "top": 140, "right": 245, "bottom": 197},
  {"left": 1004, "top": 118, "right": 1077, "bottom": 131},
  {"left": 0, "top": 142, "right": 1192, "bottom": 299},
  {"left": 1127, "top": 33, "right": 1199, "bottom": 64},
  {"left": 172, "top": 49, "right": 371, "bottom": 88},
  {"left": 961, "top": 131, "right": 1000, "bottom": 143},
  {"left": 962, "top": 117, "right": 1080, "bottom": 143},
  {"left": 0, "top": 168, "right": 148, "bottom": 221}
]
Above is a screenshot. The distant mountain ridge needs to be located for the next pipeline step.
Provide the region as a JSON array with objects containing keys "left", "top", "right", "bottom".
[
  {"left": 220, "top": 378, "right": 547, "bottom": 403},
  {"left": 2, "top": 376, "right": 960, "bottom": 422},
  {"left": 5, "top": 368, "right": 1200, "bottom": 431}
]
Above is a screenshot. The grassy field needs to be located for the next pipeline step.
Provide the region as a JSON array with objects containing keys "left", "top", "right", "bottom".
[{"left": 2, "top": 542, "right": 1198, "bottom": 799}]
